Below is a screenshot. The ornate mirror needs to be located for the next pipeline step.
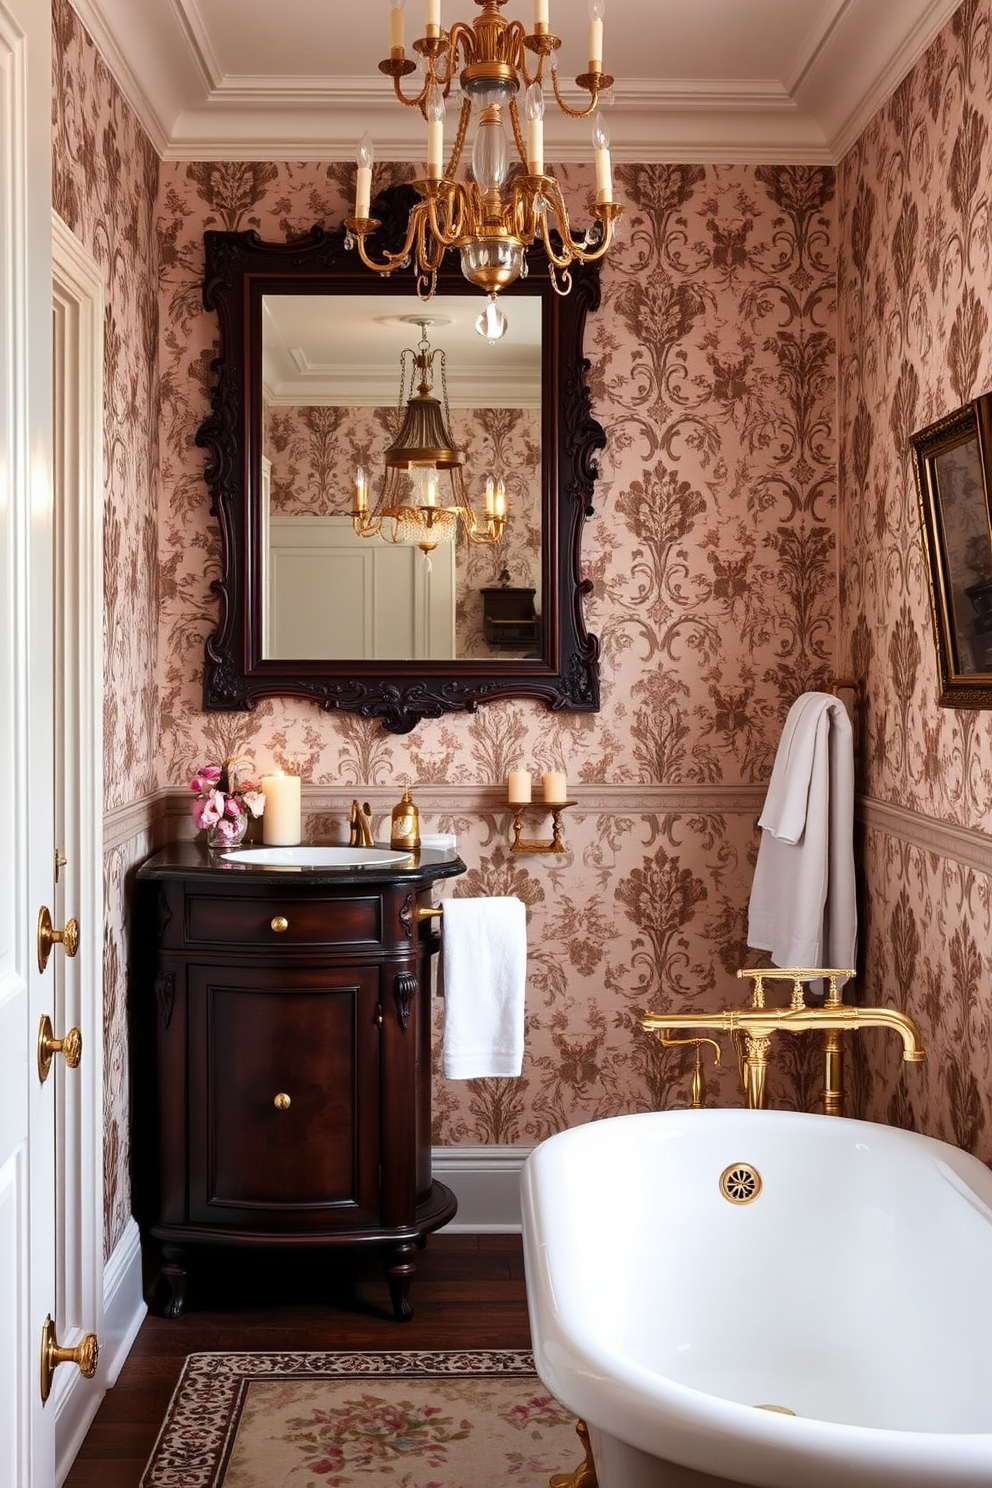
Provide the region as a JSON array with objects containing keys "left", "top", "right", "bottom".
[{"left": 197, "top": 185, "right": 604, "bottom": 733}]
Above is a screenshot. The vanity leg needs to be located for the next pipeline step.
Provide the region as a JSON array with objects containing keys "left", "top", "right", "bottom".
[
  {"left": 384, "top": 1240, "right": 417, "bottom": 1321},
  {"left": 159, "top": 1244, "right": 188, "bottom": 1319}
]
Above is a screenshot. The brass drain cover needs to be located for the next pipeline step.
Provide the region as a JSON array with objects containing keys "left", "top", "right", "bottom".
[
  {"left": 756, "top": 1403, "right": 796, "bottom": 1415},
  {"left": 719, "top": 1162, "right": 762, "bottom": 1203}
]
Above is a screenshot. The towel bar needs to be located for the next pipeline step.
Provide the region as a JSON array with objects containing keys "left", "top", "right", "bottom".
[{"left": 415, "top": 904, "right": 443, "bottom": 921}]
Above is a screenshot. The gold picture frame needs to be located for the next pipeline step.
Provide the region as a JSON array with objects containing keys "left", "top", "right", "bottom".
[{"left": 911, "top": 391, "right": 992, "bottom": 706}]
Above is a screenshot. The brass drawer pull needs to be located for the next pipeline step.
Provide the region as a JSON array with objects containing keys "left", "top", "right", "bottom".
[
  {"left": 270, "top": 915, "right": 289, "bottom": 933},
  {"left": 274, "top": 1092, "right": 291, "bottom": 1111}
]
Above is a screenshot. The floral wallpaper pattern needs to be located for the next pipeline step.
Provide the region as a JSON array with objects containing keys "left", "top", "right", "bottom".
[
  {"left": 65, "top": 0, "right": 992, "bottom": 1254},
  {"left": 156, "top": 156, "right": 839, "bottom": 1142},
  {"left": 52, "top": 0, "right": 160, "bottom": 1256},
  {"left": 837, "top": 0, "right": 992, "bottom": 1161},
  {"left": 265, "top": 402, "right": 542, "bottom": 655}
]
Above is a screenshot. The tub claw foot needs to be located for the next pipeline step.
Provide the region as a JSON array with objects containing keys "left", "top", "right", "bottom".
[{"left": 550, "top": 1418, "right": 598, "bottom": 1488}]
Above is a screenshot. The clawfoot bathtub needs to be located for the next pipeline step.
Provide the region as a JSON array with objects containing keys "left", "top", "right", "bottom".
[{"left": 521, "top": 1108, "right": 992, "bottom": 1488}]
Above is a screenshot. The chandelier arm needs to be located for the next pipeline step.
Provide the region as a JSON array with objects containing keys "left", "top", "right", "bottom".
[
  {"left": 445, "top": 95, "right": 473, "bottom": 180},
  {"left": 414, "top": 204, "right": 449, "bottom": 271},
  {"left": 423, "top": 181, "right": 468, "bottom": 249},
  {"left": 548, "top": 65, "right": 602, "bottom": 120},
  {"left": 388, "top": 71, "right": 430, "bottom": 110},
  {"left": 444, "top": 20, "right": 476, "bottom": 70},
  {"left": 351, "top": 220, "right": 420, "bottom": 277}
]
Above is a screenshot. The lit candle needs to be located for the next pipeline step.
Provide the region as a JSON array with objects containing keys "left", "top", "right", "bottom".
[
  {"left": 525, "top": 82, "right": 544, "bottom": 174},
  {"left": 425, "top": 0, "right": 441, "bottom": 35},
  {"left": 390, "top": 0, "right": 405, "bottom": 51},
  {"left": 592, "top": 113, "right": 612, "bottom": 203},
  {"left": 588, "top": 0, "right": 604, "bottom": 69},
  {"left": 493, "top": 477, "right": 506, "bottom": 519},
  {"left": 508, "top": 769, "right": 532, "bottom": 804},
  {"left": 261, "top": 770, "right": 302, "bottom": 845},
  {"left": 355, "top": 133, "right": 374, "bottom": 220},
  {"left": 533, "top": 0, "right": 549, "bottom": 31},
  {"left": 542, "top": 770, "right": 567, "bottom": 803},
  {"left": 426, "top": 84, "right": 444, "bottom": 179},
  {"left": 354, "top": 465, "right": 368, "bottom": 513}
]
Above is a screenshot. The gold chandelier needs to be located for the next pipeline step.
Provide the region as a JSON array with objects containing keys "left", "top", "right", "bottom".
[
  {"left": 351, "top": 319, "right": 508, "bottom": 553},
  {"left": 344, "top": 0, "right": 622, "bottom": 339}
]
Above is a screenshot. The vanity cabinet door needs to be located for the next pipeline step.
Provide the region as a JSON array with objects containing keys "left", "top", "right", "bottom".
[{"left": 186, "top": 963, "right": 381, "bottom": 1230}]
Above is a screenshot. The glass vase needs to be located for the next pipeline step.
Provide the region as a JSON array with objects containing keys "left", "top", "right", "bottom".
[{"left": 206, "top": 815, "right": 248, "bottom": 851}]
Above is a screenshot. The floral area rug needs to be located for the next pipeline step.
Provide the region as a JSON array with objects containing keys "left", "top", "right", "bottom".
[{"left": 139, "top": 1349, "right": 581, "bottom": 1487}]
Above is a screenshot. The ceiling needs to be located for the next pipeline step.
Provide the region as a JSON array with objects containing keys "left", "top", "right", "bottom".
[{"left": 70, "top": 0, "right": 962, "bottom": 165}]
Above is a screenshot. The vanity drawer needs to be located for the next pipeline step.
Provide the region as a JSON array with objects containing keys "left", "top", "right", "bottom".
[{"left": 184, "top": 892, "right": 382, "bottom": 948}]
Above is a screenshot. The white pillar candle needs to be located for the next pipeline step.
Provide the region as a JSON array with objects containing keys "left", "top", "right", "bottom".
[
  {"left": 593, "top": 114, "right": 612, "bottom": 203},
  {"left": 508, "top": 769, "right": 532, "bottom": 804},
  {"left": 542, "top": 770, "right": 567, "bottom": 803},
  {"left": 261, "top": 770, "right": 302, "bottom": 845}
]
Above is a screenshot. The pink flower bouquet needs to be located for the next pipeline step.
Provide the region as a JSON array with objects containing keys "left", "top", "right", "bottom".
[{"left": 190, "top": 757, "right": 265, "bottom": 844}]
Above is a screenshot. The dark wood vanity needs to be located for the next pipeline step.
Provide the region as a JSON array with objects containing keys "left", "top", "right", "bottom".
[{"left": 132, "top": 842, "right": 465, "bottom": 1320}]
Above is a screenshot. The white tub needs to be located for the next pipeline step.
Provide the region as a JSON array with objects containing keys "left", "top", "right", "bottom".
[{"left": 521, "top": 1108, "right": 992, "bottom": 1488}]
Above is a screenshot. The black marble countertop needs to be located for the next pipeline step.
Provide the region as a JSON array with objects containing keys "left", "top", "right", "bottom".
[{"left": 136, "top": 840, "right": 467, "bottom": 888}]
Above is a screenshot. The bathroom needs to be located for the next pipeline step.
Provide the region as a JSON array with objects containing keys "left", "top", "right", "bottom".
[{"left": 12, "top": 0, "right": 992, "bottom": 1481}]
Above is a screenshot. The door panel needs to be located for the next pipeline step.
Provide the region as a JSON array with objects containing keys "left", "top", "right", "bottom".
[{"left": 0, "top": 0, "right": 56, "bottom": 1482}]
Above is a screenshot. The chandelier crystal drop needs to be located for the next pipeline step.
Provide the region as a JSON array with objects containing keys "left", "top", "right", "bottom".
[{"left": 344, "top": 0, "right": 622, "bottom": 337}]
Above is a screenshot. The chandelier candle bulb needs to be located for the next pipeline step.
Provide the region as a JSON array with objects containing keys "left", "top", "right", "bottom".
[
  {"left": 260, "top": 771, "right": 302, "bottom": 846},
  {"left": 354, "top": 466, "right": 368, "bottom": 513},
  {"left": 355, "top": 134, "right": 373, "bottom": 220},
  {"left": 425, "top": 0, "right": 440, "bottom": 36},
  {"left": 542, "top": 770, "right": 567, "bottom": 804},
  {"left": 426, "top": 85, "right": 445, "bottom": 179},
  {"left": 508, "top": 769, "right": 532, "bottom": 804},
  {"left": 390, "top": 0, "right": 405, "bottom": 50},
  {"left": 593, "top": 114, "right": 612, "bottom": 203},
  {"left": 525, "top": 83, "right": 545, "bottom": 174},
  {"left": 533, "top": 0, "right": 549, "bottom": 30},
  {"left": 588, "top": 0, "right": 604, "bottom": 69}
]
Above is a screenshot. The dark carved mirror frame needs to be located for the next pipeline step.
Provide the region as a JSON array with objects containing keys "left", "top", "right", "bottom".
[{"left": 196, "top": 186, "right": 604, "bottom": 733}]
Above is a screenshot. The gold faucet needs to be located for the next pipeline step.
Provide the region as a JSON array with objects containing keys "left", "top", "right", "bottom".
[
  {"left": 641, "top": 967, "right": 925, "bottom": 1114},
  {"left": 348, "top": 800, "right": 375, "bottom": 848}
]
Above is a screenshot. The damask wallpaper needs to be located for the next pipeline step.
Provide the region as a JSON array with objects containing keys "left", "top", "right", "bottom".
[
  {"left": 155, "top": 156, "right": 839, "bottom": 1142},
  {"left": 60, "top": 0, "right": 992, "bottom": 1263},
  {"left": 837, "top": 0, "right": 992, "bottom": 1159}
]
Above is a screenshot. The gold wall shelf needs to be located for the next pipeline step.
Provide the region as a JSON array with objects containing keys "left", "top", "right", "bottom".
[{"left": 509, "top": 801, "right": 574, "bottom": 854}]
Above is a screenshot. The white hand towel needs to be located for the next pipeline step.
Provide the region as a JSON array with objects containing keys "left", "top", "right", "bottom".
[
  {"left": 748, "top": 691, "right": 857, "bottom": 972},
  {"left": 441, "top": 897, "right": 527, "bottom": 1079}
]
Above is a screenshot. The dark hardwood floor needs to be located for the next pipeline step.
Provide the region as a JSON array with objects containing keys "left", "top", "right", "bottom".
[{"left": 64, "top": 1234, "right": 532, "bottom": 1488}]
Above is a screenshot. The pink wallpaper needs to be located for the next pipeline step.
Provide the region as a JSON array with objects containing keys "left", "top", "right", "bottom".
[
  {"left": 157, "top": 158, "right": 839, "bottom": 1140},
  {"left": 63, "top": 0, "right": 992, "bottom": 1249},
  {"left": 837, "top": 0, "right": 992, "bottom": 1159},
  {"left": 53, "top": 0, "right": 160, "bottom": 1256}
]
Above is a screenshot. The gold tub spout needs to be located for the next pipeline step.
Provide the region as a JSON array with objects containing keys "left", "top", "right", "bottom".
[{"left": 640, "top": 998, "right": 925, "bottom": 1111}]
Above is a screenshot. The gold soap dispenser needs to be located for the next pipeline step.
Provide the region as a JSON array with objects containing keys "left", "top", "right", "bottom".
[{"left": 390, "top": 787, "right": 421, "bottom": 851}]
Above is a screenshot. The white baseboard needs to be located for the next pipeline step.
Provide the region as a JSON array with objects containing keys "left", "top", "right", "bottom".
[
  {"left": 55, "top": 1219, "right": 147, "bottom": 1487},
  {"left": 432, "top": 1145, "right": 534, "bottom": 1232}
]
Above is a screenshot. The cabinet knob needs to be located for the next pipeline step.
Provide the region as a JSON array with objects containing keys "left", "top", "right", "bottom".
[
  {"left": 270, "top": 916, "right": 289, "bottom": 933},
  {"left": 273, "top": 1092, "right": 291, "bottom": 1111}
]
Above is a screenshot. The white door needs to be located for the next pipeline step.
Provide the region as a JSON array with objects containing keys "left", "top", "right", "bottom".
[{"left": 0, "top": 1, "right": 58, "bottom": 1484}]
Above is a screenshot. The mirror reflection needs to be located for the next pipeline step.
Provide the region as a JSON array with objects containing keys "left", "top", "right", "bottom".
[{"left": 260, "top": 292, "right": 543, "bottom": 663}]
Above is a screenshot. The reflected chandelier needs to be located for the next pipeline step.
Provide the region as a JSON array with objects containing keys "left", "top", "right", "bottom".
[
  {"left": 351, "top": 319, "right": 508, "bottom": 554},
  {"left": 344, "top": 0, "right": 622, "bottom": 339}
]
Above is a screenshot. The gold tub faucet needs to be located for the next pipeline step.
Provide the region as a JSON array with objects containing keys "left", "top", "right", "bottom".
[
  {"left": 641, "top": 967, "right": 925, "bottom": 1114},
  {"left": 349, "top": 800, "right": 375, "bottom": 848}
]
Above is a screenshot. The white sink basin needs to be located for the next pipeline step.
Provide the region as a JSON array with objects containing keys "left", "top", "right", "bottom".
[{"left": 222, "top": 845, "right": 414, "bottom": 869}]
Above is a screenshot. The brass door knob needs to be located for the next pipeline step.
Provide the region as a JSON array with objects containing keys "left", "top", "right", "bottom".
[
  {"left": 37, "top": 1014, "right": 82, "bottom": 1084},
  {"left": 37, "top": 906, "right": 80, "bottom": 973},
  {"left": 273, "top": 1092, "right": 291, "bottom": 1110},
  {"left": 270, "top": 916, "right": 289, "bottom": 933},
  {"left": 40, "top": 1314, "right": 98, "bottom": 1403}
]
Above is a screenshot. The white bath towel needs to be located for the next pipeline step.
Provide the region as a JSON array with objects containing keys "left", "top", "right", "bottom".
[
  {"left": 747, "top": 691, "right": 857, "bottom": 973},
  {"left": 441, "top": 897, "right": 527, "bottom": 1079}
]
